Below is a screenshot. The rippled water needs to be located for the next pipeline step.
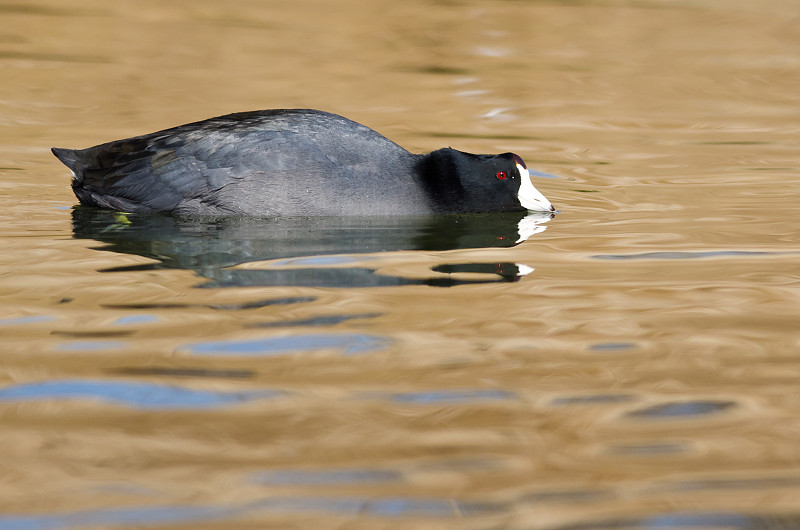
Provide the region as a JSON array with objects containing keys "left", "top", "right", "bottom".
[{"left": 2, "top": 0, "right": 800, "bottom": 528}]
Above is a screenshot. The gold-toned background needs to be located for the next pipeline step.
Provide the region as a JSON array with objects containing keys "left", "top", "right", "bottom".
[{"left": 1, "top": 0, "right": 799, "bottom": 527}]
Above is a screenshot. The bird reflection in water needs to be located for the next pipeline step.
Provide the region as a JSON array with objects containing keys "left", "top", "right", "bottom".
[{"left": 71, "top": 208, "right": 554, "bottom": 288}]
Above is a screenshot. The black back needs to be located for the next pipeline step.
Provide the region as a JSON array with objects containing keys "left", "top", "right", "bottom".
[{"left": 53, "top": 109, "right": 529, "bottom": 216}]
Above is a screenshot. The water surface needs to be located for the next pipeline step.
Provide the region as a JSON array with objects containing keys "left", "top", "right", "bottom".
[{"left": 1, "top": 0, "right": 799, "bottom": 528}]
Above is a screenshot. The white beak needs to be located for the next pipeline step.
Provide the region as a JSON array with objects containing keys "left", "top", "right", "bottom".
[{"left": 516, "top": 162, "right": 554, "bottom": 212}]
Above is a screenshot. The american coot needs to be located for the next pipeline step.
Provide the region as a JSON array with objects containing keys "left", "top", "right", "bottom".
[{"left": 52, "top": 109, "right": 554, "bottom": 216}]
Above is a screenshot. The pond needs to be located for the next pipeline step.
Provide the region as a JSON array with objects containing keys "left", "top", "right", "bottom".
[{"left": 1, "top": 0, "right": 799, "bottom": 528}]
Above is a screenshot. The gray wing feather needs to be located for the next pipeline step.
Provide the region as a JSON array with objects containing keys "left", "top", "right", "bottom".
[
  {"left": 54, "top": 109, "right": 414, "bottom": 215},
  {"left": 64, "top": 126, "right": 328, "bottom": 213}
]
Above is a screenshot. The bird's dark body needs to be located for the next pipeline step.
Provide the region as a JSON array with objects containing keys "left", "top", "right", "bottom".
[{"left": 52, "top": 109, "right": 534, "bottom": 216}]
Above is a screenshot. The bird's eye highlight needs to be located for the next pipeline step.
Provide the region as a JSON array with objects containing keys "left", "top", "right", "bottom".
[{"left": 496, "top": 171, "right": 507, "bottom": 180}]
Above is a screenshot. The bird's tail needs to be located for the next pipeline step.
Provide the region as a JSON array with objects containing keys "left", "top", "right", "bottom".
[{"left": 51, "top": 147, "right": 84, "bottom": 179}]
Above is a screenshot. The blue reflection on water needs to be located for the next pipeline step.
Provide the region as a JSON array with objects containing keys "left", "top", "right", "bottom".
[
  {"left": 627, "top": 400, "right": 736, "bottom": 419},
  {"left": 245, "top": 496, "right": 502, "bottom": 517},
  {"left": 113, "top": 314, "right": 160, "bottom": 325},
  {"left": 389, "top": 389, "right": 516, "bottom": 404},
  {"left": 1, "top": 501, "right": 795, "bottom": 529},
  {"left": 0, "top": 505, "right": 234, "bottom": 530},
  {"left": 551, "top": 394, "right": 636, "bottom": 406},
  {"left": 3, "top": 506, "right": 794, "bottom": 530},
  {"left": 529, "top": 169, "right": 560, "bottom": 179},
  {"left": 253, "top": 468, "right": 402, "bottom": 486},
  {"left": 55, "top": 341, "right": 127, "bottom": 351},
  {"left": 0, "top": 496, "right": 505, "bottom": 529},
  {"left": 184, "top": 333, "right": 390, "bottom": 356},
  {"left": 592, "top": 250, "right": 784, "bottom": 260},
  {"left": 0, "top": 380, "right": 282, "bottom": 409},
  {"left": 0, "top": 315, "right": 56, "bottom": 326},
  {"left": 249, "top": 313, "right": 381, "bottom": 329}
]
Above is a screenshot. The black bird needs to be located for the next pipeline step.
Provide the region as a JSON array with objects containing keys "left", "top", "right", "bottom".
[{"left": 52, "top": 109, "right": 554, "bottom": 216}]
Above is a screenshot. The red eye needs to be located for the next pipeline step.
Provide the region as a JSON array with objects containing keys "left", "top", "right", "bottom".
[{"left": 496, "top": 171, "right": 507, "bottom": 180}]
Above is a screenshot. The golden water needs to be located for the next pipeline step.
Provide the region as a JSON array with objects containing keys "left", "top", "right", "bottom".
[{"left": 1, "top": 0, "right": 799, "bottom": 528}]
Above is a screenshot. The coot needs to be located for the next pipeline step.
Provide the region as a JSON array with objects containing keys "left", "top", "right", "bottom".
[{"left": 53, "top": 109, "right": 554, "bottom": 216}]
